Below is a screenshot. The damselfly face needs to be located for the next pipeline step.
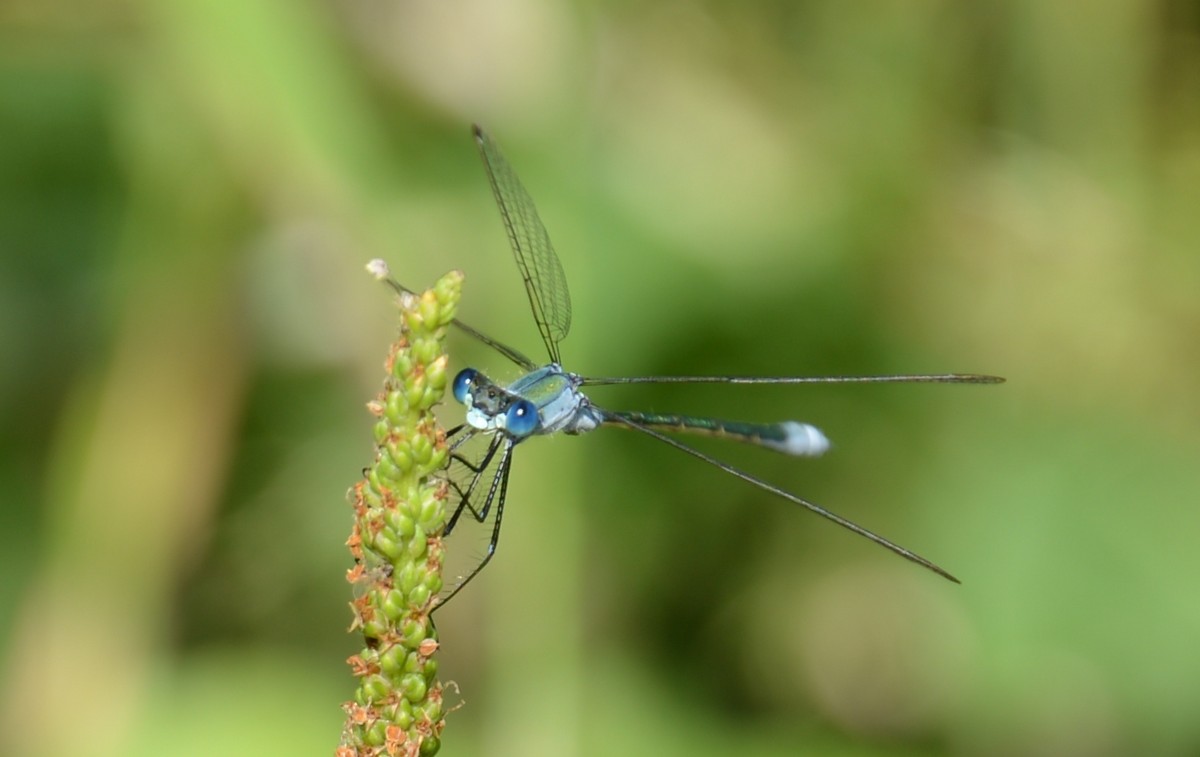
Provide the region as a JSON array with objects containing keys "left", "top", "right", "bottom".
[{"left": 453, "top": 369, "right": 538, "bottom": 437}]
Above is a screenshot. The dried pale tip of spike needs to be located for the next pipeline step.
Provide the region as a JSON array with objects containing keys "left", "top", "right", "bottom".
[
  {"left": 763, "top": 421, "right": 831, "bottom": 457},
  {"left": 366, "top": 258, "right": 391, "bottom": 280}
]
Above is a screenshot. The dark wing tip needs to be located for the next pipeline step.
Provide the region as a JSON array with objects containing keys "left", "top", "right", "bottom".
[
  {"left": 472, "top": 123, "right": 486, "bottom": 142},
  {"left": 950, "top": 373, "right": 1007, "bottom": 384}
]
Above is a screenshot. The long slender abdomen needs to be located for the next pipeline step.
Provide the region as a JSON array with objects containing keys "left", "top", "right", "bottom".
[{"left": 603, "top": 411, "right": 830, "bottom": 457}]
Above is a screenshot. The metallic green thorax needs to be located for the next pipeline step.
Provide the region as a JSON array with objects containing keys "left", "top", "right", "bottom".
[{"left": 508, "top": 367, "right": 572, "bottom": 405}]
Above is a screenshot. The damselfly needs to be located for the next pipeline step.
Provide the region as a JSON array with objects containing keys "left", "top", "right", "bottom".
[{"left": 384, "top": 125, "right": 1001, "bottom": 607}]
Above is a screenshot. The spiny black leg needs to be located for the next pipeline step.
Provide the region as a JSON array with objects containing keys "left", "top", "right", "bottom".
[
  {"left": 436, "top": 439, "right": 514, "bottom": 609},
  {"left": 445, "top": 435, "right": 504, "bottom": 537}
]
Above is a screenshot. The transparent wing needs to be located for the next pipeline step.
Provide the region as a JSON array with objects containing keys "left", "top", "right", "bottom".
[{"left": 473, "top": 125, "right": 572, "bottom": 365}]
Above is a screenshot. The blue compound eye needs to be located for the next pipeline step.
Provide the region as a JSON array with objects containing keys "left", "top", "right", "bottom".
[
  {"left": 504, "top": 399, "right": 538, "bottom": 437},
  {"left": 452, "top": 368, "right": 477, "bottom": 405}
]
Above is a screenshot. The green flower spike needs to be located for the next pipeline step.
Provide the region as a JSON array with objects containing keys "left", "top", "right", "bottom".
[{"left": 339, "top": 261, "right": 461, "bottom": 757}]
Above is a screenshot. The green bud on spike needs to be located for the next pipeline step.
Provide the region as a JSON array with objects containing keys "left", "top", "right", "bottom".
[
  {"left": 364, "top": 720, "right": 387, "bottom": 747},
  {"left": 380, "top": 644, "right": 406, "bottom": 677},
  {"left": 381, "top": 589, "right": 406, "bottom": 620},
  {"left": 387, "top": 511, "right": 416, "bottom": 540},
  {"left": 401, "top": 674, "right": 428, "bottom": 703},
  {"left": 408, "top": 584, "right": 432, "bottom": 609}
]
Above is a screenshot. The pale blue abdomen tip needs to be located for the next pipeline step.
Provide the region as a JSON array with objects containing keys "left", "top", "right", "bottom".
[{"left": 767, "top": 421, "right": 831, "bottom": 457}]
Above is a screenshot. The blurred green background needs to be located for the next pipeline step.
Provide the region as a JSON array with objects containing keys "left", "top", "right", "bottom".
[{"left": 2, "top": 1, "right": 1199, "bottom": 755}]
